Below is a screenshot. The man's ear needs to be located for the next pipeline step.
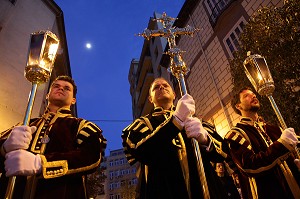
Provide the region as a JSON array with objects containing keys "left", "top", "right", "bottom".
[
  {"left": 235, "top": 103, "right": 241, "bottom": 111},
  {"left": 71, "top": 98, "right": 76, "bottom": 105},
  {"left": 148, "top": 95, "right": 153, "bottom": 104}
]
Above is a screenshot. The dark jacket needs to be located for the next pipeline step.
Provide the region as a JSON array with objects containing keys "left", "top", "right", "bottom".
[
  {"left": 0, "top": 108, "right": 107, "bottom": 199},
  {"left": 122, "top": 107, "right": 228, "bottom": 199},
  {"left": 225, "top": 117, "right": 300, "bottom": 199}
]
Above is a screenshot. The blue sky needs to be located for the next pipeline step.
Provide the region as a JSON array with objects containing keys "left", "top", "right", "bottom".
[{"left": 54, "top": 0, "right": 185, "bottom": 153}]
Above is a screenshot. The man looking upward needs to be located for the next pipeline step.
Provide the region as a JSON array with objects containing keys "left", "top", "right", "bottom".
[
  {"left": 0, "top": 76, "right": 107, "bottom": 199},
  {"left": 122, "top": 77, "right": 228, "bottom": 199}
]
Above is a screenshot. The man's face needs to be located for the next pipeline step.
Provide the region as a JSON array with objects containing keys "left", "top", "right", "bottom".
[
  {"left": 148, "top": 79, "right": 175, "bottom": 107},
  {"left": 47, "top": 80, "right": 76, "bottom": 108},
  {"left": 236, "top": 89, "right": 260, "bottom": 114},
  {"left": 215, "top": 163, "right": 225, "bottom": 175}
]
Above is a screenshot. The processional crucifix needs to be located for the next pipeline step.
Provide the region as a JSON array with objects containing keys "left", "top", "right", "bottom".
[{"left": 137, "top": 12, "right": 210, "bottom": 199}]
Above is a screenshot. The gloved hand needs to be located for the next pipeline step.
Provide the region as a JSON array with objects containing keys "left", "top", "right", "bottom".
[
  {"left": 2, "top": 126, "right": 36, "bottom": 153},
  {"left": 5, "top": 150, "right": 41, "bottom": 176},
  {"left": 280, "top": 128, "right": 298, "bottom": 148},
  {"left": 294, "top": 159, "right": 300, "bottom": 171},
  {"left": 173, "top": 94, "right": 195, "bottom": 126},
  {"left": 184, "top": 117, "right": 208, "bottom": 145}
]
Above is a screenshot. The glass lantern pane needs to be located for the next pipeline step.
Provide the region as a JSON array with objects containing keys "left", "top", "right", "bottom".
[
  {"left": 41, "top": 35, "right": 59, "bottom": 72},
  {"left": 244, "top": 61, "right": 259, "bottom": 91},
  {"left": 27, "top": 34, "right": 44, "bottom": 66},
  {"left": 255, "top": 57, "right": 274, "bottom": 83}
]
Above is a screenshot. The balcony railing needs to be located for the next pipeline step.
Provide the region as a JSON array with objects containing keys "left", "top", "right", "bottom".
[{"left": 209, "top": 0, "right": 236, "bottom": 27}]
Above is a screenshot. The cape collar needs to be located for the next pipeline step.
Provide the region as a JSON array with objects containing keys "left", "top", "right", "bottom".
[
  {"left": 43, "top": 107, "right": 72, "bottom": 117},
  {"left": 240, "top": 116, "right": 265, "bottom": 126},
  {"left": 151, "top": 105, "right": 175, "bottom": 116}
]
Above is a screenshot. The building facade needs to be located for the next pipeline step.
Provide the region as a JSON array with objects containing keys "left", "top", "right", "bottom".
[
  {"left": 104, "top": 149, "right": 139, "bottom": 199},
  {"left": 128, "top": 0, "right": 283, "bottom": 137},
  {"left": 0, "top": 0, "right": 74, "bottom": 132}
]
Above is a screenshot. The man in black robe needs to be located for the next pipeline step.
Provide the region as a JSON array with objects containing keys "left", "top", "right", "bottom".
[
  {"left": 0, "top": 76, "right": 107, "bottom": 199},
  {"left": 122, "top": 77, "right": 229, "bottom": 199},
  {"left": 225, "top": 87, "right": 300, "bottom": 199}
]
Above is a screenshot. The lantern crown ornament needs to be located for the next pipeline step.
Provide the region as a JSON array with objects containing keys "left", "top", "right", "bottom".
[
  {"left": 25, "top": 30, "right": 60, "bottom": 84},
  {"left": 243, "top": 53, "right": 275, "bottom": 96}
]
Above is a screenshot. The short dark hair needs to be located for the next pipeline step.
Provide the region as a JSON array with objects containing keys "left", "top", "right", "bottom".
[
  {"left": 52, "top": 76, "right": 77, "bottom": 97},
  {"left": 212, "top": 161, "right": 222, "bottom": 169},
  {"left": 231, "top": 86, "right": 253, "bottom": 115}
]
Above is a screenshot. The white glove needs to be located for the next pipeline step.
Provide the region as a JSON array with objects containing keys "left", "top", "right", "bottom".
[
  {"left": 3, "top": 126, "right": 36, "bottom": 153},
  {"left": 173, "top": 94, "right": 195, "bottom": 125},
  {"left": 5, "top": 150, "right": 41, "bottom": 176},
  {"left": 184, "top": 117, "right": 208, "bottom": 145},
  {"left": 280, "top": 128, "right": 298, "bottom": 148}
]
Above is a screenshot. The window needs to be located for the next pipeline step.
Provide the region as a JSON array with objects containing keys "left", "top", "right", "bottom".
[
  {"left": 115, "top": 170, "right": 120, "bottom": 177},
  {"left": 120, "top": 158, "right": 125, "bottom": 165},
  {"left": 223, "top": 18, "right": 246, "bottom": 57},
  {"left": 114, "top": 159, "right": 119, "bottom": 166},
  {"left": 205, "top": 0, "right": 235, "bottom": 26},
  {"left": 109, "top": 171, "right": 114, "bottom": 179},
  {"left": 133, "top": 178, "right": 138, "bottom": 185},
  {"left": 109, "top": 183, "right": 114, "bottom": 190},
  {"left": 131, "top": 167, "right": 136, "bottom": 174}
]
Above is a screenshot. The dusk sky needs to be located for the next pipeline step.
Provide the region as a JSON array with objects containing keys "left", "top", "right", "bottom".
[{"left": 54, "top": 0, "right": 185, "bottom": 153}]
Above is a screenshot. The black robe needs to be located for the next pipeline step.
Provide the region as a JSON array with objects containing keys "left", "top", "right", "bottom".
[
  {"left": 225, "top": 117, "right": 300, "bottom": 199},
  {"left": 122, "top": 107, "right": 228, "bottom": 199},
  {"left": 0, "top": 108, "right": 107, "bottom": 199}
]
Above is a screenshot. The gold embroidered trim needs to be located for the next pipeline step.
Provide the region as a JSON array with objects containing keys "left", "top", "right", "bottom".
[
  {"left": 40, "top": 155, "right": 68, "bottom": 179},
  {"left": 240, "top": 153, "right": 290, "bottom": 174},
  {"left": 225, "top": 128, "right": 252, "bottom": 150},
  {"left": 141, "top": 117, "right": 153, "bottom": 132},
  {"left": 135, "top": 114, "right": 172, "bottom": 149},
  {"left": 249, "top": 177, "right": 258, "bottom": 199},
  {"left": 67, "top": 158, "right": 101, "bottom": 175},
  {"left": 79, "top": 130, "right": 90, "bottom": 138},
  {"left": 140, "top": 126, "right": 149, "bottom": 133},
  {"left": 133, "top": 122, "right": 143, "bottom": 131}
]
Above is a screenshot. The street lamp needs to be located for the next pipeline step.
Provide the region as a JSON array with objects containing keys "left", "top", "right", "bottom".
[
  {"left": 243, "top": 53, "right": 299, "bottom": 158},
  {"left": 5, "top": 30, "right": 59, "bottom": 199}
]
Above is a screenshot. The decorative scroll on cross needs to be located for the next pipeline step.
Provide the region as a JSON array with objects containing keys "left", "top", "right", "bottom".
[
  {"left": 137, "top": 12, "right": 210, "bottom": 199},
  {"left": 137, "top": 12, "right": 200, "bottom": 80}
]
